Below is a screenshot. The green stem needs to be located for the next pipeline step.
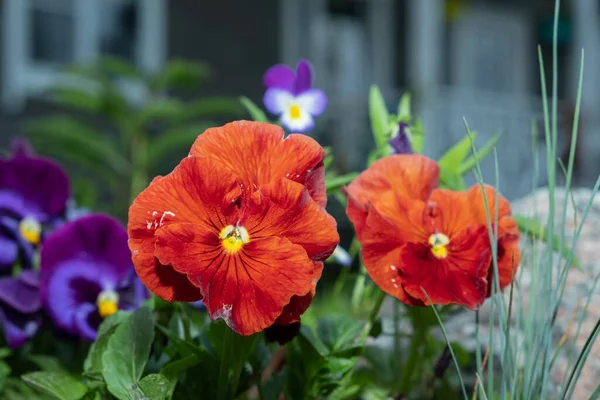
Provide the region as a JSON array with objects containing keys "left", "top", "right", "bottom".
[
  {"left": 216, "top": 327, "right": 233, "bottom": 400},
  {"left": 351, "top": 263, "right": 368, "bottom": 311},
  {"left": 399, "top": 323, "right": 426, "bottom": 394},
  {"left": 359, "top": 288, "right": 387, "bottom": 344}
]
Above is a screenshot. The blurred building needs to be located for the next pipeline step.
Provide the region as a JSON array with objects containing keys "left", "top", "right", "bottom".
[{"left": 0, "top": 0, "right": 598, "bottom": 200}]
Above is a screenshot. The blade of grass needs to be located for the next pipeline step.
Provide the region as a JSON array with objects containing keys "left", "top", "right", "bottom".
[{"left": 420, "top": 288, "right": 468, "bottom": 400}]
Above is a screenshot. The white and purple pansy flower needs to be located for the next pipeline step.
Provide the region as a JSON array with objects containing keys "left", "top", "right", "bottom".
[
  {"left": 263, "top": 59, "right": 327, "bottom": 133},
  {"left": 40, "top": 214, "right": 148, "bottom": 341}
]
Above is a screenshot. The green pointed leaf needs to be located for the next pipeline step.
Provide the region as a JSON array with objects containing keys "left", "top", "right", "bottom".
[
  {"left": 438, "top": 132, "right": 478, "bottom": 175},
  {"left": 397, "top": 93, "right": 411, "bottom": 122},
  {"left": 150, "top": 59, "right": 210, "bottom": 92},
  {"left": 138, "top": 98, "right": 185, "bottom": 125},
  {"left": 84, "top": 311, "right": 130, "bottom": 378},
  {"left": 439, "top": 171, "right": 467, "bottom": 191},
  {"left": 369, "top": 85, "right": 390, "bottom": 149},
  {"left": 48, "top": 88, "right": 102, "bottom": 114},
  {"left": 102, "top": 307, "right": 154, "bottom": 399},
  {"left": 22, "top": 372, "right": 88, "bottom": 400},
  {"left": 326, "top": 172, "right": 358, "bottom": 195},
  {"left": 458, "top": 131, "right": 502, "bottom": 176},
  {"left": 239, "top": 96, "right": 268, "bottom": 122},
  {"left": 28, "top": 355, "right": 68, "bottom": 375},
  {"left": 139, "top": 374, "right": 170, "bottom": 400},
  {"left": 146, "top": 122, "right": 217, "bottom": 167},
  {"left": 98, "top": 56, "right": 141, "bottom": 79},
  {"left": 23, "top": 116, "right": 130, "bottom": 178},
  {"left": 410, "top": 119, "right": 426, "bottom": 153},
  {"left": 514, "top": 215, "right": 582, "bottom": 269}
]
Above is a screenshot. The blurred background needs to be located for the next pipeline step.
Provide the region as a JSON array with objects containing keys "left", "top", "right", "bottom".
[{"left": 0, "top": 0, "right": 597, "bottom": 202}]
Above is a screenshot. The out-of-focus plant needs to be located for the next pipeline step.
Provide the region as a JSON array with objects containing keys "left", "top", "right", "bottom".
[{"left": 23, "top": 56, "right": 245, "bottom": 220}]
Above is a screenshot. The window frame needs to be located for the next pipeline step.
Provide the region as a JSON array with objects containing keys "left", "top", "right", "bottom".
[{"left": 2, "top": 0, "right": 167, "bottom": 112}]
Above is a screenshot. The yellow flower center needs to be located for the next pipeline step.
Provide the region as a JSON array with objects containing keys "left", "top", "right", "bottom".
[
  {"left": 219, "top": 225, "right": 250, "bottom": 254},
  {"left": 97, "top": 290, "right": 119, "bottom": 318},
  {"left": 289, "top": 104, "right": 302, "bottom": 120},
  {"left": 428, "top": 233, "right": 450, "bottom": 259},
  {"left": 19, "top": 216, "right": 41, "bottom": 245}
]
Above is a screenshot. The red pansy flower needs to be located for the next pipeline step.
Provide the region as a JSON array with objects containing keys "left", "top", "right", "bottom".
[
  {"left": 344, "top": 154, "right": 520, "bottom": 309},
  {"left": 128, "top": 121, "right": 339, "bottom": 335}
]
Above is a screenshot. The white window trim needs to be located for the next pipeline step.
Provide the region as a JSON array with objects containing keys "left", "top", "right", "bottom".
[{"left": 2, "top": 0, "right": 167, "bottom": 113}]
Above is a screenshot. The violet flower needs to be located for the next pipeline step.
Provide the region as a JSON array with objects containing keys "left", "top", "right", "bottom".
[
  {"left": 0, "top": 139, "right": 70, "bottom": 270},
  {"left": 389, "top": 123, "right": 413, "bottom": 155},
  {"left": 40, "top": 214, "right": 148, "bottom": 341},
  {"left": 263, "top": 59, "right": 327, "bottom": 133},
  {"left": 0, "top": 271, "right": 42, "bottom": 348},
  {"left": 0, "top": 139, "right": 69, "bottom": 348}
]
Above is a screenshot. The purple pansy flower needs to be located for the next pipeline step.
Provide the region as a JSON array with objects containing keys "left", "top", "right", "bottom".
[
  {"left": 0, "top": 270, "right": 42, "bottom": 348},
  {"left": 263, "top": 59, "right": 327, "bottom": 133},
  {"left": 389, "top": 123, "right": 413, "bottom": 155},
  {"left": 0, "top": 138, "right": 70, "bottom": 270},
  {"left": 40, "top": 214, "right": 148, "bottom": 341}
]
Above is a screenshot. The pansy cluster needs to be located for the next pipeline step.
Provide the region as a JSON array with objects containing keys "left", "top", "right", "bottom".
[{"left": 0, "top": 140, "right": 146, "bottom": 348}]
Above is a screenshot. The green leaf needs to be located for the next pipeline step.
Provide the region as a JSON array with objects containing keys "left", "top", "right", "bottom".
[
  {"left": 397, "top": 92, "right": 411, "bottom": 122},
  {"left": 139, "top": 374, "right": 170, "bottom": 400},
  {"left": 514, "top": 215, "right": 582, "bottom": 269},
  {"left": 22, "top": 372, "right": 88, "bottom": 400},
  {"left": 239, "top": 96, "right": 268, "bottom": 122},
  {"left": 316, "top": 314, "right": 362, "bottom": 353},
  {"left": 458, "top": 131, "right": 502, "bottom": 176},
  {"left": 48, "top": 88, "right": 102, "bottom": 114},
  {"left": 23, "top": 116, "right": 130, "bottom": 178},
  {"left": 368, "top": 85, "right": 390, "bottom": 149},
  {"left": 151, "top": 59, "right": 210, "bottom": 92},
  {"left": 325, "top": 172, "right": 358, "bottom": 195},
  {"left": 102, "top": 307, "right": 154, "bottom": 400},
  {"left": 0, "top": 348, "right": 11, "bottom": 359},
  {"left": 84, "top": 311, "right": 130, "bottom": 378},
  {"left": 137, "top": 98, "right": 185, "bottom": 125},
  {"left": 438, "top": 133, "right": 477, "bottom": 175},
  {"left": 28, "top": 355, "right": 68, "bottom": 374},
  {"left": 410, "top": 119, "right": 426, "bottom": 154},
  {"left": 98, "top": 56, "right": 142, "bottom": 79},
  {"left": 179, "top": 97, "right": 245, "bottom": 121},
  {"left": 146, "top": 122, "right": 217, "bottom": 167}
]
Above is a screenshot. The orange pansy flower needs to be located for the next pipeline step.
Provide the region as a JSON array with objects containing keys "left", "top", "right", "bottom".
[
  {"left": 128, "top": 121, "right": 339, "bottom": 335},
  {"left": 344, "top": 154, "right": 520, "bottom": 309}
]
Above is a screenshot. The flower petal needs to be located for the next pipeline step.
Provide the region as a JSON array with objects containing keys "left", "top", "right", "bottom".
[
  {"left": 359, "top": 203, "right": 426, "bottom": 305},
  {"left": 296, "top": 89, "right": 327, "bottom": 116},
  {"left": 399, "top": 225, "right": 492, "bottom": 309},
  {"left": 73, "top": 303, "right": 101, "bottom": 341},
  {"left": 245, "top": 178, "right": 339, "bottom": 261},
  {"left": 294, "top": 59, "right": 313, "bottom": 94},
  {"left": 344, "top": 154, "right": 439, "bottom": 237},
  {"left": 190, "top": 121, "right": 327, "bottom": 206},
  {"left": 264, "top": 64, "right": 296, "bottom": 91},
  {"left": 155, "top": 224, "right": 316, "bottom": 335},
  {"left": 280, "top": 108, "right": 315, "bottom": 133},
  {"left": 465, "top": 184, "right": 521, "bottom": 292},
  {"left": 0, "top": 231, "right": 18, "bottom": 269},
  {"left": 128, "top": 158, "right": 242, "bottom": 302},
  {"left": 0, "top": 305, "right": 40, "bottom": 348},
  {"left": 41, "top": 214, "right": 132, "bottom": 287},
  {"left": 41, "top": 259, "right": 103, "bottom": 335},
  {"left": 0, "top": 154, "right": 69, "bottom": 219},
  {"left": 0, "top": 275, "right": 42, "bottom": 313},
  {"left": 263, "top": 88, "right": 294, "bottom": 115},
  {"left": 389, "top": 123, "right": 413, "bottom": 154},
  {"left": 275, "top": 262, "right": 323, "bottom": 325}
]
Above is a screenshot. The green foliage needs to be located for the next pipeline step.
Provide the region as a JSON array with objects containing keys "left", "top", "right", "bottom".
[
  {"left": 102, "top": 307, "right": 155, "bottom": 399},
  {"left": 22, "top": 372, "right": 88, "bottom": 400},
  {"left": 368, "top": 85, "right": 391, "bottom": 149}
]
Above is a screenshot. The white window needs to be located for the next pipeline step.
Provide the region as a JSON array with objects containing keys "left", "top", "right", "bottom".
[{"left": 2, "top": 0, "right": 166, "bottom": 112}]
